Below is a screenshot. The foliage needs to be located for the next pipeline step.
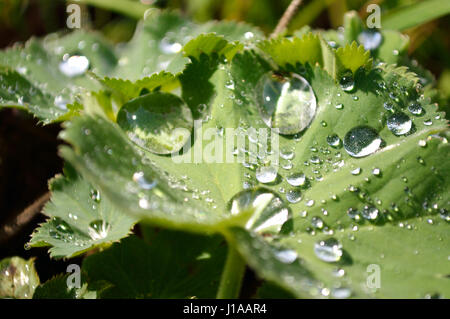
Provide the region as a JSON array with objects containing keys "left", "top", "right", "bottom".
[{"left": 0, "top": 6, "right": 448, "bottom": 299}]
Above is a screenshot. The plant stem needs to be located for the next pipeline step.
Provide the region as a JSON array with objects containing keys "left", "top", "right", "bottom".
[
  {"left": 216, "top": 245, "right": 246, "bottom": 299},
  {"left": 0, "top": 192, "right": 50, "bottom": 244},
  {"left": 271, "top": 0, "right": 303, "bottom": 38},
  {"left": 76, "top": 0, "right": 148, "bottom": 20}
]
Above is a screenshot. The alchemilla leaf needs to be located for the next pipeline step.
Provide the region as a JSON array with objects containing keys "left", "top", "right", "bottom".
[{"left": 28, "top": 166, "right": 137, "bottom": 258}]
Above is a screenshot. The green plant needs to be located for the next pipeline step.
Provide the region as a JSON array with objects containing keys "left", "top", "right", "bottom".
[{"left": 0, "top": 7, "right": 448, "bottom": 299}]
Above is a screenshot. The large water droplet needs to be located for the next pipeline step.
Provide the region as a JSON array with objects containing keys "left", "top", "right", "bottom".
[
  {"left": 117, "top": 92, "right": 193, "bottom": 154},
  {"left": 343, "top": 126, "right": 382, "bottom": 157},
  {"left": 228, "top": 188, "right": 290, "bottom": 235},
  {"left": 257, "top": 73, "right": 316, "bottom": 135},
  {"left": 314, "top": 238, "right": 343, "bottom": 262},
  {"left": 387, "top": 112, "right": 412, "bottom": 135},
  {"left": 59, "top": 55, "right": 89, "bottom": 77},
  {"left": 358, "top": 30, "right": 382, "bottom": 51}
]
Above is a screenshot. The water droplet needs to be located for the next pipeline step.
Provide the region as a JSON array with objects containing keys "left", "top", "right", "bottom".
[
  {"left": 280, "top": 148, "right": 295, "bottom": 160},
  {"left": 372, "top": 168, "right": 381, "bottom": 176},
  {"left": 327, "top": 134, "right": 342, "bottom": 148},
  {"left": 361, "top": 205, "right": 379, "bottom": 220},
  {"left": 387, "top": 112, "right": 412, "bottom": 135},
  {"left": 52, "top": 217, "right": 73, "bottom": 234},
  {"left": 274, "top": 249, "right": 298, "bottom": 264},
  {"left": 90, "top": 189, "right": 101, "bottom": 203},
  {"left": 408, "top": 103, "right": 423, "bottom": 116},
  {"left": 331, "top": 287, "right": 352, "bottom": 299},
  {"left": 286, "top": 172, "right": 306, "bottom": 186},
  {"left": 311, "top": 216, "right": 324, "bottom": 229},
  {"left": 88, "top": 220, "right": 111, "bottom": 240},
  {"left": 159, "top": 37, "right": 182, "bottom": 54},
  {"left": 133, "top": 171, "right": 157, "bottom": 190},
  {"left": 258, "top": 73, "right": 317, "bottom": 135},
  {"left": 343, "top": 126, "right": 382, "bottom": 157},
  {"left": 256, "top": 166, "right": 278, "bottom": 184},
  {"left": 117, "top": 92, "right": 193, "bottom": 154},
  {"left": 358, "top": 30, "right": 382, "bottom": 50},
  {"left": 314, "top": 238, "right": 343, "bottom": 262},
  {"left": 340, "top": 71, "right": 354, "bottom": 92},
  {"left": 59, "top": 55, "right": 89, "bottom": 77},
  {"left": 228, "top": 188, "right": 290, "bottom": 235},
  {"left": 286, "top": 189, "right": 302, "bottom": 203}
]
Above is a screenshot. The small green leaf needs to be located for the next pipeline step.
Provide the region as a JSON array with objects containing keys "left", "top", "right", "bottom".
[
  {"left": 101, "top": 71, "right": 178, "bottom": 101},
  {"left": 258, "top": 34, "right": 324, "bottom": 70},
  {"left": 0, "top": 257, "right": 40, "bottom": 299},
  {"left": 183, "top": 33, "right": 243, "bottom": 61},
  {"left": 335, "top": 42, "right": 372, "bottom": 74},
  {"left": 28, "top": 166, "right": 137, "bottom": 258}
]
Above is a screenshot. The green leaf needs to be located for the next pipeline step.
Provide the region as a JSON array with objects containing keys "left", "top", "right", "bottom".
[
  {"left": 382, "top": 0, "right": 450, "bottom": 31},
  {"left": 321, "top": 12, "right": 410, "bottom": 65},
  {"left": 0, "top": 10, "right": 263, "bottom": 123},
  {"left": 335, "top": 42, "right": 372, "bottom": 74},
  {"left": 183, "top": 33, "right": 243, "bottom": 61},
  {"left": 0, "top": 257, "right": 40, "bottom": 299},
  {"left": 101, "top": 71, "right": 178, "bottom": 102},
  {"left": 258, "top": 33, "right": 371, "bottom": 78},
  {"left": 33, "top": 274, "right": 99, "bottom": 299},
  {"left": 82, "top": 232, "right": 226, "bottom": 298},
  {"left": 59, "top": 115, "right": 229, "bottom": 232},
  {"left": 28, "top": 166, "right": 137, "bottom": 259},
  {"left": 222, "top": 52, "right": 449, "bottom": 297},
  {"left": 112, "top": 10, "right": 262, "bottom": 80}
]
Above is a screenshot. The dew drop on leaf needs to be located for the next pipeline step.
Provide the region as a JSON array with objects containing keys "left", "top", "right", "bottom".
[
  {"left": 358, "top": 30, "right": 382, "bottom": 51},
  {"left": 257, "top": 73, "right": 316, "bottom": 135},
  {"left": 52, "top": 217, "right": 73, "bottom": 234},
  {"left": 343, "top": 126, "right": 382, "bottom": 157},
  {"left": 59, "top": 55, "right": 89, "bottom": 77},
  {"left": 286, "top": 189, "right": 302, "bottom": 203},
  {"left": 133, "top": 171, "right": 157, "bottom": 190},
  {"left": 387, "top": 112, "right": 412, "bottom": 135},
  {"left": 227, "top": 188, "right": 290, "bottom": 236},
  {"left": 255, "top": 165, "right": 277, "bottom": 184},
  {"left": 339, "top": 71, "right": 355, "bottom": 92},
  {"left": 88, "top": 220, "right": 111, "bottom": 240},
  {"left": 117, "top": 92, "right": 193, "bottom": 154},
  {"left": 327, "top": 134, "right": 342, "bottom": 148},
  {"left": 361, "top": 205, "right": 379, "bottom": 220},
  {"left": 286, "top": 172, "right": 306, "bottom": 186},
  {"left": 314, "top": 238, "right": 343, "bottom": 262},
  {"left": 408, "top": 103, "right": 424, "bottom": 116},
  {"left": 274, "top": 249, "right": 298, "bottom": 264}
]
